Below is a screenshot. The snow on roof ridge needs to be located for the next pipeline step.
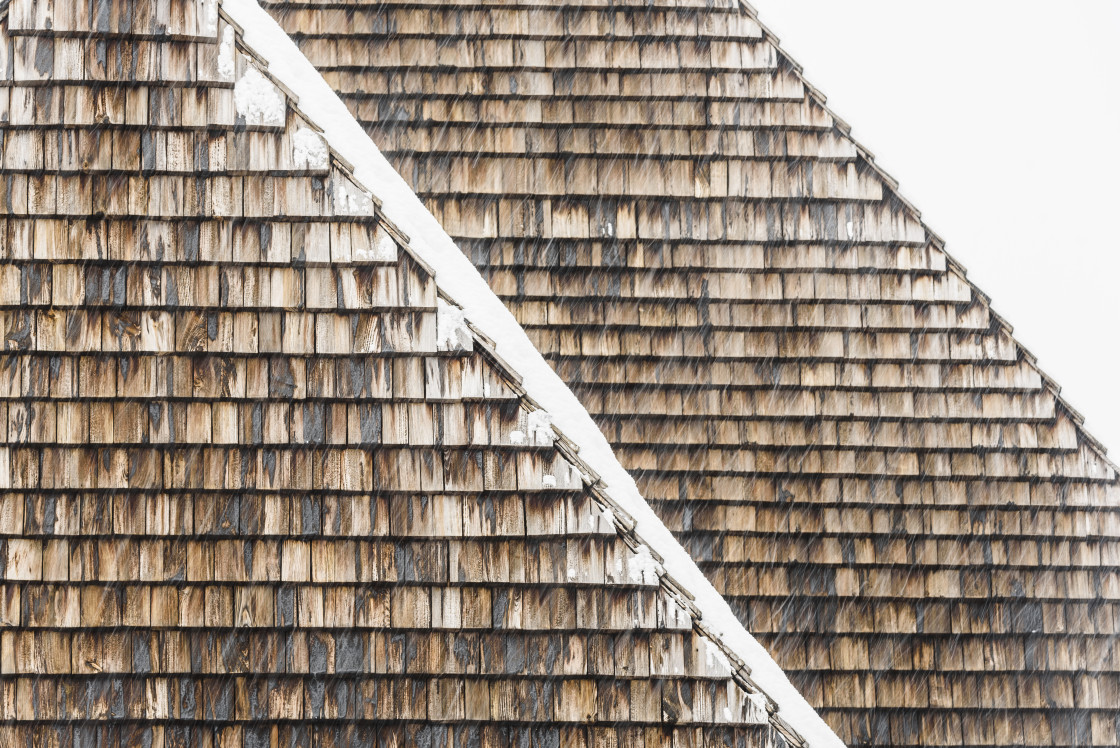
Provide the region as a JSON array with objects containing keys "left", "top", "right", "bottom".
[{"left": 219, "top": 2, "right": 848, "bottom": 745}]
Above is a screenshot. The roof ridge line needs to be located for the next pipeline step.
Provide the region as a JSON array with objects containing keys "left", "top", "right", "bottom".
[
  {"left": 219, "top": 1, "right": 847, "bottom": 745},
  {"left": 736, "top": 0, "right": 1117, "bottom": 475}
]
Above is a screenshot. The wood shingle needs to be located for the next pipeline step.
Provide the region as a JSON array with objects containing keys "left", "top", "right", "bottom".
[
  {"left": 0, "top": 0, "right": 796, "bottom": 744},
  {"left": 261, "top": 0, "right": 1120, "bottom": 745}
]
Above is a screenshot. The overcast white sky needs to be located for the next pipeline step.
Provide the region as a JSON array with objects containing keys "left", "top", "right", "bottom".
[{"left": 753, "top": 0, "right": 1120, "bottom": 453}]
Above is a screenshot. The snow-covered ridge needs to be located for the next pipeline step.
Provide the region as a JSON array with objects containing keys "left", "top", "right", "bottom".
[{"left": 218, "top": 2, "right": 847, "bottom": 746}]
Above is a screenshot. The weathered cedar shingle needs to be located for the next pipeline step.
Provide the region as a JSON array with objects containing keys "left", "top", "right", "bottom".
[
  {"left": 0, "top": 0, "right": 786, "bottom": 745},
  {"left": 262, "top": 0, "right": 1120, "bottom": 746}
]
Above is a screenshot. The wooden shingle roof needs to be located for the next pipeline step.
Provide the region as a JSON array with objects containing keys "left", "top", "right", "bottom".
[
  {"left": 0, "top": 0, "right": 837, "bottom": 744},
  {"left": 261, "top": 0, "right": 1120, "bottom": 746}
]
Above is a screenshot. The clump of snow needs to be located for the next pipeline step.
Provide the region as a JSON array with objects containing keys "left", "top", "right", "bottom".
[
  {"left": 217, "top": 27, "right": 236, "bottom": 82},
  {"left": 542, "top": 474, "right": 557, "bottom": 488},
  {"left": 526, "top": 409, "right": 554, "bottom": 446},
  {"left": 436, "top": 298, "right": 472, "bottom": 352},
  {"left": 627, "top": 544, "right": 663, "bottom": 585},
  {"left": 846, "top": 220, "right": 855, "bottom": 239},
  {"left": 292, "top": 127, "right": 329, "bottom": 170},
  {"left": 332, "top": 175, "right": 375, "bottom": 216},
  {"left": 234, "top": 63, "right": 285, "bottom": 127},
  {"left": 220, "top": 3, "right": 849, "bottom": 745},
  {"left": 598, "top": 504, "right": 616, "bottom": 528},
  {"left": 508, "top": 430, "right": 525, "bottom": 445}
]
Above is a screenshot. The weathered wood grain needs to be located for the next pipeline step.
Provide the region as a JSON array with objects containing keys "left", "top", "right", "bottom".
[
  {"left": 0, "top": 0, "right": 785, "bottom": 744},
  {"left": 262, "top": 0, "right": 1120, "bottom": 745}
]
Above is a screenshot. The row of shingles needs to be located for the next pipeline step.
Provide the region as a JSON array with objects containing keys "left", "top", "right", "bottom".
[
  {"left": 0, "top": 726, "right": 784, "bottom": 748},
  {"left": 0, "top": 5, "right": 786, "bottom": 742},
  {"left": 695, "top": 499, "right": 1119, "bottom": 736},
  {"left": 0, "top": 0, "right": 490, "bottom": 489},
  {"left": 275, "top": 0, "right": 931, "bottom": 456},
  {"left": 537, "top": 259, "right": 1093, "bottom": 481},
  {"left": 271, "top": 1, "right": 1048, "bottom": 515},
  {"left": 358, "top": 10, "right": 1120, "bottom": 748},
  {"left": 288, "top": 0, "right": 1102, "bottom": 477},
  {"left": 219, "top": 43, "right": 790, "bottom": 748},
  {"left": 0, "top": 493, "right": 778, "bottom": 731},
  {"left": 275, "top": 5, "right": 1120, "bottom": 748},
  {"left": 268, "top": 0, "right": 1120, "bottom": 604},
  {"left": 678, "top": 459, "right": 1120, "bottom": 725},
  {"left": 654, "top": 1, "right": 1120, "bottom": 734},
  {"left": 756, "top": 630, "right": 1117, "bottom": 742},
  {"left": 275, "top": 0, "right": 1079, "bottom": 490},
  {"left": 0, "top": 6, "right": 309, "bottom": 738},
  {"left": 265, "top": 1, "right": 753, "bottom": 37},
  {"left": 0, "top": 0, "right": 476, "bottom": 730},
  {"left": 277, "top": 0, "right": 795, "bottom": 189},
  {"left": 273, "top": 0, "right": 1120, "bottom": 573},
  {"left": 259, "top": 1, "right": 1111, "bottom": 743},
  {"left": 0, "top": 0, "right": 586, "bottom": 537},
  {"left": 197, "top": 7, "right": 792, "bottom": 744},
  {"left": 688, "top": 343, "right": 1120, "bottom": 747}
]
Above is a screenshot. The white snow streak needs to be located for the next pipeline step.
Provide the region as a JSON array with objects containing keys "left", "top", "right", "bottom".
[
  {"left": 703, "top": 636, "right": 733, "bottom": 675},
  {"left": 220, "top": 3, "right": 848, "bottom": 745},
  {"left": 217, "top": 27, "right": 236, "bottom": 81},
  {"left": 198, "top": 0, "right": 219, "bottom": 36}
]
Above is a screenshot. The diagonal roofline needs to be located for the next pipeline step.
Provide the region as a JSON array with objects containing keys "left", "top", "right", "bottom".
[
  {"left": 221, "top": 0, "right": 849, "bottom": 745},
  {"left": 733, "top": 0, "right": 1117, "bottom": 476}
]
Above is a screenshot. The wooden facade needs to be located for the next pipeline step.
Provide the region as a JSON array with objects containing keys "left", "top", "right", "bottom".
[
  {"left": 262, "top": 0, "right": 1120, "bottom": 746},
  {"left": 0, "top": 0, "right": 799, "bottom": 745}
]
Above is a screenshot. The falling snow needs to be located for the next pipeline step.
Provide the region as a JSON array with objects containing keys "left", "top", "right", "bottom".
[{"left": 217, "top": 27, "right": 236, "bottom": 81}]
